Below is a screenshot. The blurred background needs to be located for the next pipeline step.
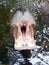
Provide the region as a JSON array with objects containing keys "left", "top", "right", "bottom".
[{"left": 0, "top": 0, "right": 49, "bottom": 64}]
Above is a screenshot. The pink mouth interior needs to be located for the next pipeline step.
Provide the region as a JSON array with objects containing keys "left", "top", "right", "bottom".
[{"left": 21, "top": 26, "right": 26, "bottom": 34}]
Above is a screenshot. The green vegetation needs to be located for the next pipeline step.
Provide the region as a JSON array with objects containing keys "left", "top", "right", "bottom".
[{"left": 0, "top": 0, "right": 49, "bottom": 64}]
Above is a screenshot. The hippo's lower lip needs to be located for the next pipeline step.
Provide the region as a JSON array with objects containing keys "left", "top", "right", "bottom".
[{"left": 21, "top": 26, "right": 26, "bottom": 34}]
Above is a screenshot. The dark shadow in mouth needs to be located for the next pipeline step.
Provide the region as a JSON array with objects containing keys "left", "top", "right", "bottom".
[{"left": 21, "top": 26, "right": 26, "bottom": 33}]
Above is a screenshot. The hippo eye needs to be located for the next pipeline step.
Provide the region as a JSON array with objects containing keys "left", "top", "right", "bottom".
[{"left": 21, "top": 26, "right": 26, "bottom": 33}]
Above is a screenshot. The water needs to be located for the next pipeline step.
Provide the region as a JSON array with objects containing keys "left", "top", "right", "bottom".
[{"left": 7, "top": 46, "right": 49, "bottom": 65}]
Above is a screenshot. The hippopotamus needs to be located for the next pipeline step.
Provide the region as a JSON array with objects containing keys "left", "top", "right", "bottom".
[{"left": 10, "top": 10, "right": 36, "bottom": 50}]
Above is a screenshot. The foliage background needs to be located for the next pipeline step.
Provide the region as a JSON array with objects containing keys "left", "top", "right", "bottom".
[{"left": 0, "top": 0, "right": 49, "bottom": 64}]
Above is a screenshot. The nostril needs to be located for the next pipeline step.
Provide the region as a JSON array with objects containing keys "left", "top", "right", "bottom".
[{"left": 21, "top": 26, "right": 26, "bottom": 33}]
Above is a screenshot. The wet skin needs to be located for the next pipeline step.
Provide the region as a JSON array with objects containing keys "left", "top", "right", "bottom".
[{"left": 12, "top": 21, "right": 35, "bottom": 50}]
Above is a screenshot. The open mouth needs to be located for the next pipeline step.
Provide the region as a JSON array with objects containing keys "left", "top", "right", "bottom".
[{"left": 21, "top": 26, "right": 26, "bottom": 34}]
